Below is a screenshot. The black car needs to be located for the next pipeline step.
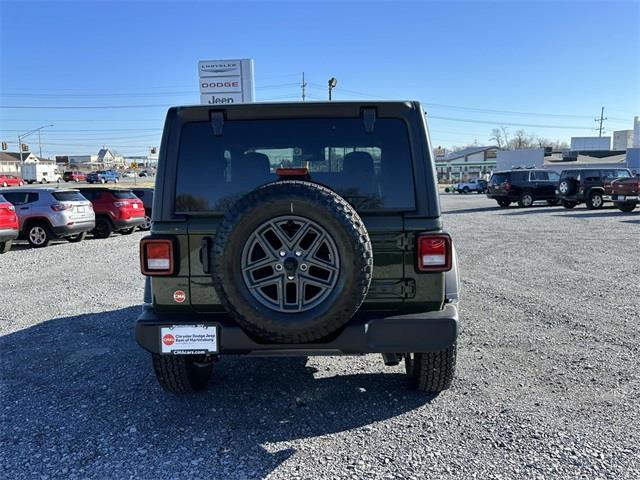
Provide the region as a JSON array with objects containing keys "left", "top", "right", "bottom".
[
  {"left": 486, "top": 169, "right": 560, "bottom": 208},
  {"left": 132, "top": 187, "right": 153, "bottom": 230},
  {"left": 556, "top": 168, "right": 633, "bottom": 209}
]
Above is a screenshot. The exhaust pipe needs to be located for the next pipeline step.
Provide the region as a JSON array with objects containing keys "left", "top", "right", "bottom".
[{"left": 382, "top": 353, "right": 401, "bottom": 366}]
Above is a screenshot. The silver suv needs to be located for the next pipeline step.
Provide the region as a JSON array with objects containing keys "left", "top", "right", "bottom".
[{"left": 1, "top": 188, "right": 95, "bottom": 247}]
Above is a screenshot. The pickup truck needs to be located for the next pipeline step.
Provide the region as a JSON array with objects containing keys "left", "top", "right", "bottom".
[
  {"left": 454, "top": 178, "right": 487, "bottom": 194},
  {"left": 87, "top": 170, "right": 119, "bottom": 184},
  {"left": 604, "top": 175, "right": 639, "bottom": 212}
]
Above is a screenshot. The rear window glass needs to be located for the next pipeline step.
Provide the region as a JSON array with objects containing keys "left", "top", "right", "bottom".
[
  {"left": 174, "top": 118, "right": 416, "bottom": 212},
  {"left": 489, "top": 173, "right": 509, "bottom": 184},
  {"left": 52, "top": 191, "right": 86, "bottom": 202},
  {"left": 113, "top": 191, "right": 137, "bottom": 199}
]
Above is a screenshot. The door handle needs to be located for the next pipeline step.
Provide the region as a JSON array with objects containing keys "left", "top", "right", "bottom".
[
  {"left": 19, "top": 206, "right": 29, "bottom": 210},
  {"left": 199, "top": 236, "right": 213, "bottom": 274}
]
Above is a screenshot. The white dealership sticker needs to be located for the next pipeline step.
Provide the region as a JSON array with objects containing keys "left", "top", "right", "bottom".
[{"left": 160, "top": 325, "right": 218, "bottom": 354}]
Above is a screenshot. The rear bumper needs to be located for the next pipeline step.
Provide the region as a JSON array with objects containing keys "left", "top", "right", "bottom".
[
  {"left": 0, "top": 227, "right": 19, "bottom": 242},
  {"left": 604, "top": 195, "right": 639, "bottom": 202},
  {"left": 486, "top": 193, "right": 515, "bottom": 201},
  {"left": 135, "top": 304, "right": 459, "bottom": 356},
  {"left": 51, "top": 220, "right": 95, "bottom": 237},
  {"left": 114, "top": 216, "right": 145, "bottom": 230}
]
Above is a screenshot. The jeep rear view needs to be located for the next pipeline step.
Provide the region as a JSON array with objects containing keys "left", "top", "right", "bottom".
[{"left": 136, "top": 101, "right": 460, "bottom": 394}]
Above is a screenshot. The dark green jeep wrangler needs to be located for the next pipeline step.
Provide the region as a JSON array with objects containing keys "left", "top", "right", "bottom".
[{"left": 136, "top": 101, "right": 460, "bottom": 394}]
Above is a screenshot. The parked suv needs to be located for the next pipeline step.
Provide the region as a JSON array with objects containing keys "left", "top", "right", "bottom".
[
  {"left": 486, "top": 169, "right": 560, "bottom": 207},
  {"left": 78, "top": 187, "right": 145, "bottom": 238},
  {"left": 557, "top": 168, "right": 633, "bottom": 209},
  {"left": 86, "top": 170, "right": 119, "bottom": 184},
  {"left": 63, "top": 170, "right": 87, "bottom": 182},
  {"left": 454, "top": 178, "right": 487, "bottom": 194},
  {"left": 0, "top": 193, "right": 19, "bottom": 253},
  {"left": 131, "top": 187, "right": 154, "bottom": 230},
  {"left": 1, "top": 188, "right": 95, "bottom": 247},
  {"left": 136, "top": 101, "right": 460, "bottom": 395}
]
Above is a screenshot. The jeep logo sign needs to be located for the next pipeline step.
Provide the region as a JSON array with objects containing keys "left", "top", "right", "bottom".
[{"left": 198, "top": 58, "right": 254, "bottom": 105}]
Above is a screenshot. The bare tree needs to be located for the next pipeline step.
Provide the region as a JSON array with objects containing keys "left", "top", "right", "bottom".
[{"left": 489, "top": 128, "right": 504, "bottom": 148}]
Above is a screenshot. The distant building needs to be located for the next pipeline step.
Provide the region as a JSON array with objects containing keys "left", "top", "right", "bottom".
[
  {"left": 0, "top": 151, "right": 39, "bottom": 175},
  {"left": 613, "top": 130, "right": 634, "bottom": 151},
  {"left": 434, "top": 146, "right": 498, "bottom": 182},
  {"left": 570, "top": 136, "right": 611, "bottom": 151},
  {"left": 67, "top": 147, "right": 125, "bottom": 169}
]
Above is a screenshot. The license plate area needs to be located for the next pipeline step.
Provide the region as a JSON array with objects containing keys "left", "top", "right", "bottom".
[
  {"left": 613, "top": 195, "right": 625, "bottom": 201},
  {"left": 160, "top": 324, "right": 218, "bottom": 354}
]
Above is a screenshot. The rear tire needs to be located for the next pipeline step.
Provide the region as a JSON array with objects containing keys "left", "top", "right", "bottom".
[
  {"left": 120, "top": 227, "right": 135, "bottom": 235},
  {"left": 93, "top": 217, "right": 113, "bottom": 239},
  {"left": 67, "top": 232, "right": 87, "bottom": 243},
  {"left": 618, "top": 201, "right": 637, "bottom": 213},
  {"left": 517, "top": 192, "right": 534, "bottom": 208},
  {"left": 462, "top": 187, "right": 469, "bottom": 194},
  {"left": 151, "top": 354, "right": 214, "bottom": 394},
  {"left": 405, "top": 343, "right": 457, "bottom": 393},
  {"left": 0, "top": 240, "right": 11, "bottom": 254},
  {"left": 586, "top": 191, "right": 604, "bottom": 210}
]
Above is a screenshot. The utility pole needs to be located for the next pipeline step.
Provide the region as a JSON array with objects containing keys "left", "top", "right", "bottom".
[
  {"left": 301, "top": 72, "right": 307, "bottom": 101},
  {"left": 38, "top": 129, "right": 42, "bottom": 159},
  {"left": 595, "top": 106, "right": 607, "bottom": 137}
]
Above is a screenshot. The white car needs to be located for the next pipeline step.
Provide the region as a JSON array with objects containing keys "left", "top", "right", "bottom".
[{"left": 121, "top": 171, "right": 136, "bottom": 178}]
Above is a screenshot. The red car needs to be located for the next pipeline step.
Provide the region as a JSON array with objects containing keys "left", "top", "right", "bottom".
[
  {"left": 0, "top": 193, "right": 19, "bottom": 253},
  {"left": 0, "top": 174, "right": 24, "bottom": 187},
  {"left": 78, "top": 187, "right": 145, "bottom": 238},
  {"left": 63, "top": 170, "right": 87, "bottom": 182}
]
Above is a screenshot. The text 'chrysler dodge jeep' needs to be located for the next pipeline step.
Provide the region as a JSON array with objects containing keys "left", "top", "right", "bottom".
[{"left": 136, "top": 101, "right": 460, "bottom": 394}]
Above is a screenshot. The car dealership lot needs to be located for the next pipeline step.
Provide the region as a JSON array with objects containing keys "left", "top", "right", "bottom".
[{"left": 0, "top": 195, "right": 638, "bottom": 479}]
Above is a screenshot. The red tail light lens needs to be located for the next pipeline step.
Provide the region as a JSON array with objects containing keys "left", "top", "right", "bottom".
[
  {"left": 140, "top": 238, "right": 175, "bottom": 276},
  {"left": 51, "top": 203, "right": 72, "bottom": 211},
  {"left": 417, "top": 233, "right": 452, "bottom": 272}
]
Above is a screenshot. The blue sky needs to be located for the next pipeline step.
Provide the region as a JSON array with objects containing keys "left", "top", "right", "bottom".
[{"left": 1, "top": 0, "right": 638, "bottom": 157}]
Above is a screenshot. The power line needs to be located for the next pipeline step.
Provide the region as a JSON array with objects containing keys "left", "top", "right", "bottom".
[{"left": 428, "top": 115, "right": 595, "bottom": 130}]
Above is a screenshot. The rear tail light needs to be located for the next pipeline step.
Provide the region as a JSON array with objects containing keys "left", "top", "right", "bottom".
[
  {"left": 140, "top": 237, "right": 176, "bottom": 276},
  {"left": 113, "top": 201, "right": 129, "bottom": 207},
  {"left": 1, "top": 204, "right": 15, "bottom": 211},
  {"left": 417, "top": 233, "right": 452, "bottom": 272},
  {"left": 51, "top": 203, "right": 72, "bottom": 211}
]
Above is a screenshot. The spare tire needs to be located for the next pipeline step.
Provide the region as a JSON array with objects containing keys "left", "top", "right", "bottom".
[
  {"left": 211, "top": 181, "right": 373, "bottom": 343},
  {"left": 558, "top": 179, "right": 577, "bottom": 196}
]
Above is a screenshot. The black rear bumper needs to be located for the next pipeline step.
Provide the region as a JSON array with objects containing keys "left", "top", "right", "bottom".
[{"left": 135, "top": 304, "right": 459, "bottom": 356}]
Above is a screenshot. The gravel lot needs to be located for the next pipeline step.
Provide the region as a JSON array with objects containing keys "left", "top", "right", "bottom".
[{"left": 1, "top": 195, "right": 638, "bottom": 479}]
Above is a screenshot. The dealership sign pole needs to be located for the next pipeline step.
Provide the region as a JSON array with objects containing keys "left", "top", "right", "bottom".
[{"left": 198, "top": 59, "right": 255, "bottom": 105}]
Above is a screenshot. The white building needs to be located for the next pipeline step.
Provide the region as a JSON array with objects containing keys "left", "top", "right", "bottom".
[
  {"left": 613, "top": 130, "right": 634, "bottom": 151},
  {"left": 570, "top": 137, "right": 611, "bottom": 151}
]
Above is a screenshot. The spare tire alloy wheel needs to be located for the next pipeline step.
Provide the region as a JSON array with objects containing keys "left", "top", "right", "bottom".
[
  {"left": 212, "top": 181, "right": 373, "bottom": 344},
  {"left": 558, "top": 180, "right": 571, "bottom": 195},
  {"left": 241, "top": 215, "right": 340, "bottom": 313}
]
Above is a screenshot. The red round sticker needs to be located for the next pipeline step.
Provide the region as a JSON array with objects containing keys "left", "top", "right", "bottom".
[
  {"left": 162, "top": 334, "right": 175, "bottom": 346},
  {"left": 173, "top": 290, "right": 186, "bottom": 303}
]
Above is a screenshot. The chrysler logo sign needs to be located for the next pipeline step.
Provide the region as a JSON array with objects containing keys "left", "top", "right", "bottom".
[{"left": 198, "top": 58, "right": 254, "bottom": 105}]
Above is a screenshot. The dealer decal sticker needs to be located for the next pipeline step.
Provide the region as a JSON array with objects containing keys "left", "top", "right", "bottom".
[{"left": 173, "top": 290, "right": 186, "bottom": 303}]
